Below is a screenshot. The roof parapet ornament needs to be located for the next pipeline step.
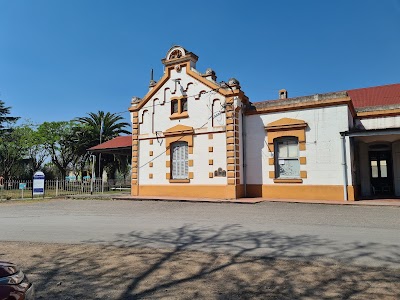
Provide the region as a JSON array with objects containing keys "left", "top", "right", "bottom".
[
  {"left": 131, "top": 96, "right": 142, "bottom": 106},
  {"left": 228, "top": 78, "right": 240, "bottom": 90},
  {"left": 149, "top": 79, "right": 157, "bottom": 88},
  {"left": 162, "top": 45, "right": 198, "bottom": 68},
  {"left": 279, "top": 89, "right": 288, "bottom": 99},
  {"left": 149, "top": 69, "right": 157, "bottom": 88},
  {"left": 202, "top": 68, "right": 217, "bottom": 81}
]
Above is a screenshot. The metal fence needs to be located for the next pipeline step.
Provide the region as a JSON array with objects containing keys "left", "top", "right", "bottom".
[{"left": 0, "top": 178, "right": 131, "bottom": 200}]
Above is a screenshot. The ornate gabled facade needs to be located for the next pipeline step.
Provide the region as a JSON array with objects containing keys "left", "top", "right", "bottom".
[
  {"left": 129, "top": 46, "right": 400, "bottom": 201},
  {"left": 128, "top": 46, "right": 248, "bottom": 199}
]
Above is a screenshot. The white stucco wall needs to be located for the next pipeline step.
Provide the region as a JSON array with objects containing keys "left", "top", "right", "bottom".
[
  {"left": 137, "top": 66, "right": 229, "bottom": 185},
  {"left": 245, "top": 105, "right": 351, "bottom": 185},
  {"left": 360, "top": 116, "right": 400, "bottom": 130},
  {"left": 139, "top": 66, "right": 226, "bottom": 136}
]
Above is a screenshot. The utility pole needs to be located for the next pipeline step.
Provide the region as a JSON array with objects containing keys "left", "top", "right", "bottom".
[
  {"left": 90, "top": 154, "right": 96, "bottom": 195},
  {"left": 98, "top": 117, "right": 103, "bottom": 180}
]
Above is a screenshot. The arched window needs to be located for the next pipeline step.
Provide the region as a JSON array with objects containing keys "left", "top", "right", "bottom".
[
  {"left": 171, "top": 141, "right": 188, "bottom": 179},
  {"left": 275, "top": 137, "right": 299, "bottom": 178}
]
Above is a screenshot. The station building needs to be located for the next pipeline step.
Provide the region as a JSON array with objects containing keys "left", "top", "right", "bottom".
[{"left": 128, "top": 45, "right": 400, "bottom": 201}]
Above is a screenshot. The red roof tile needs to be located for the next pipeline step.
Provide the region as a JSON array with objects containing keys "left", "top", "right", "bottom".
[
  {"left": 88, "top": 135, "right": 132, "bottom": 151},
  {"left": 347, "top": 83, "right": 400, "bottom": 109}
]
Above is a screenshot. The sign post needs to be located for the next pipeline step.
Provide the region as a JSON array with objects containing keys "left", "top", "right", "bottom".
[
  {"left": 33, "top": 171, "right": 45, "bottom": 198},
  {"left": 19, "top": 183, "right": 27, "bottom": 199}
]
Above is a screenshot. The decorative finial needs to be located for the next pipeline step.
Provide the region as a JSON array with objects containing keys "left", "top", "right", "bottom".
[{"left": 131, "top": 96, "right": 141, "bottom": 105}]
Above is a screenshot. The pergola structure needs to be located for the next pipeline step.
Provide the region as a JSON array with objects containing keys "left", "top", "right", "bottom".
[{"left": 88, "top": 135, "right": 132, "bottom": 156}]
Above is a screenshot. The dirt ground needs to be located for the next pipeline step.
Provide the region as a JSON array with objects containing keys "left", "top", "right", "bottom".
[{"left": 0, "top": 241, "right": 399, "bottom": 300}]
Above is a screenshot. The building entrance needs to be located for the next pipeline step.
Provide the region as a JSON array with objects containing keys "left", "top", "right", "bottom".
[{"left": 369, "top": 150, "right": 393, "bottom": 196}]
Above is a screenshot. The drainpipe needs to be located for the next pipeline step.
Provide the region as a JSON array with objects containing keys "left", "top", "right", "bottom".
[
  {"left": 341, "top": 133, "right": 348, "bottom": 201},
  {"left": 242, "top": 107, "right": 247, "bottom": 197}
]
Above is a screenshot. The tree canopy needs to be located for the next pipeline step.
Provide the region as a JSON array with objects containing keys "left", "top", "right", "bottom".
[
  {"left": 0, "top": 108, "right": 131, "bottom": 180},
  {"left": 0, "top": 100, "right": 19, "bottom": 134}
]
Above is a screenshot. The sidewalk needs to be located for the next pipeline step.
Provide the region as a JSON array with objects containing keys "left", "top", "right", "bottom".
[{"left": 114, "top": 194, "right": 400, "bottom": 207}]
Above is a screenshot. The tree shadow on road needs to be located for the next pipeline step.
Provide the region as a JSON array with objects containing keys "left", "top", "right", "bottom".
[{"left": 1, "top": 224, "right": 399, "bottom": 299}]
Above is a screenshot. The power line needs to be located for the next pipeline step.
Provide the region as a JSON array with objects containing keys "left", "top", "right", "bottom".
[{"left": 138, "top": 104, "right": 230, "bottom": 169}]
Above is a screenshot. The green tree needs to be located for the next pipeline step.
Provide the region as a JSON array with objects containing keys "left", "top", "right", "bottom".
[
  {"left": 0, "top": 100, "right": 19, "bottom": 134},
  {"left": 0, "top": 126, "right": 29, "bottom": 179},
  {"left": 75, "top": 111, "right": 130, "bottom": 178},
  {"left": 0, "top": 100, "right": 22, "bottom": 179},
  {"left": 18, "top": 123, "right": 48, "bottom": 176},
  {"left": 37, "top": 121, "right": 77, "bottom": 179}
]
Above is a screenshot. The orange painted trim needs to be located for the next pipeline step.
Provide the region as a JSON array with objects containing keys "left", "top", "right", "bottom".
[
  {"left": 209, "top": 159, "right": 214, "bottom": 165},
  {"left": 149, "top": 162, "right": 153, "bottom": 167},
  {"left": 260, "top": 184, "right": 356, "bottom": 201},
  {"left": 299, "top": 157, "right": 307, "bottom": 165},
  {"left": 246, "top": 97, "right": 355, "bottom": 116},
  {"left": 209, "top": 172, "right": 213, "bottom": 178},
  {"left": 189, "top": 172, "right": 194, "bottom": 179},
  {"left": 149, "top": 174, "right": 153, "bottom": 179},
  {"left": 189, "top": 160, "right": 193, "bottom": 167},
  {"left": 186, "top": 62, "right": 247, "bottom": 99},
  {"left": 149, "top": 151, "right": 153, "bottom": 156},
  {"left": 128, "top": 67, "right": 171, "bottom": 112},
  {"left": 138, "top": 184, "right": 240, "bottom": 199},
  {"left": 268, "top": 158, "right": 274, "bottom": 165},
  {"left": 170, "top": 111, "right": 189, "bottom": 120},
  {"left": 265, "top": 118, "right": 307, "bottom": 131},
  {"left": 208, "top": 147, "right": 214, "bottom": 152},
  {"left": 300, "top": 171, "right": 307, "bottom": 179},
  {"left": 169, "top": 179, "right": 190, "bottom": 183},
  {"left": 149, "top": 139, "right": 153, "bottom": 145},
  {"left": 273, "top": 178, "right": 303, "bottom": 183},
  {"left": 163, "top": 124, "right": 194, "bottom": 136},
  {"left": 166, "top": 161, "right": 170, "bottom": 167},
  {"left": 131, "top": 185, "right": 139, "bottom": 196},
  {"left": 227, "top": 145, "right": 235, "bottom": 151},
  {"left": 269, "top": 171, "right": 275, "bottom": 179},
  {"left": 138, "top": 130, "right": 225, "bottom": 141},
  {"left": 227, "top": 158, "right": 239, "bottom": 164},
  {"left": 208, "top": 133, "right": 213, "bottom": 139},
  {"left": 357, "top": 108, "right": 400, "bottom": 119}
]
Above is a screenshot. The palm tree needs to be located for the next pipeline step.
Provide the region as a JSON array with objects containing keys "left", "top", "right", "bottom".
[
  {"left": 75, "top": 111, "right": 131, "bottom": 178},
  {"left": 75, "top": 111, "right": 130, "bottom": 143}
]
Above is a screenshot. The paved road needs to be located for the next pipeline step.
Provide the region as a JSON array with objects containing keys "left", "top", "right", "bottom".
[{"left": 0, "top": 199, "right": 399, "bottom": 268}]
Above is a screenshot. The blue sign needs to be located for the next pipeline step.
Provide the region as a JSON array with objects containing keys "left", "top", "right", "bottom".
[
  {"left": 33, "top": 171, "right": 45, "bottom": 196},
  {"left": 19, "top": 183, "right": 27, "bottom": 190}
]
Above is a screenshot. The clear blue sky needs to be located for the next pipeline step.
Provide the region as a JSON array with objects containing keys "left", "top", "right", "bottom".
[{"left": 1, "top": 0, "right": 399, "bottom": 126}]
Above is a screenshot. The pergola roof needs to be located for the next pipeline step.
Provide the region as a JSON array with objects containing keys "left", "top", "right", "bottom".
[{"left": 88, "top": 135, "right": 132, "bottom": 155}]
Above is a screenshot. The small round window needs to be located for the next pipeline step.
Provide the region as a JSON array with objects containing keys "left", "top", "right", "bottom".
[{"left": 169, "top": 49, "right": 183, "bottom": 60}]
